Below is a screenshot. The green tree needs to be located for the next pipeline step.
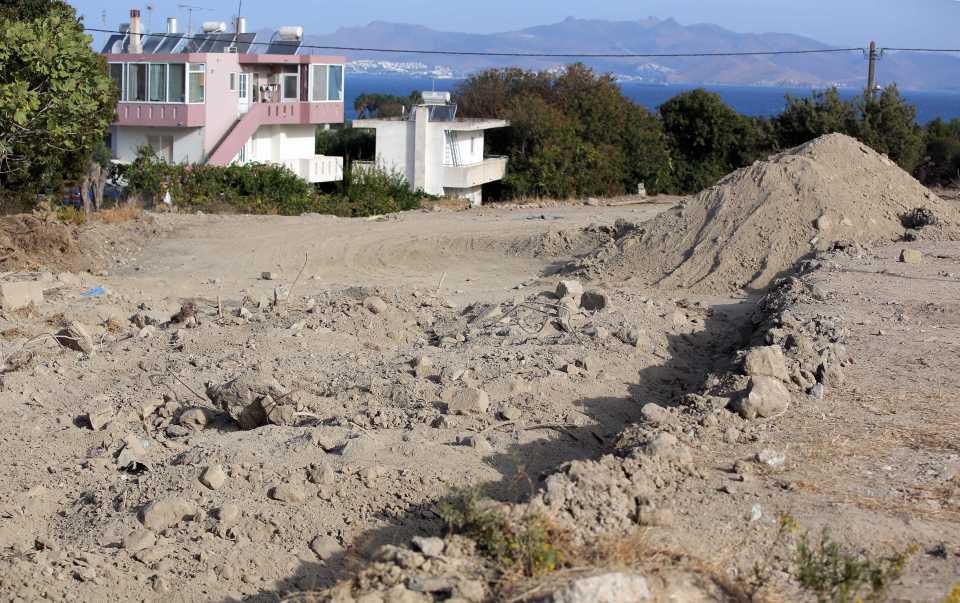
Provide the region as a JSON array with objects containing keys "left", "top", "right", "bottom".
[
  {"left": 857, "top": 85, "right": 925, "bottom": 173},
  {"left": 354, "top": 91, "right": 423, "bottom": 119},
  {"left": 455, "top": 64, "right": 670, "bottom": 199},
  {"left": 916, "top": 118, "right": 960, "bottom": 185},
  {"left": 774, "top": 88, "right": 860, "bottom": 149},
  {"left": 0, "top": 1, "right": 117, "bottom": 191},
  {"left": 659, "top": 89, "right": 766, "bottom": 193},
  {"left": 316, "top": 126, "right": 375, "bottom": 164}
]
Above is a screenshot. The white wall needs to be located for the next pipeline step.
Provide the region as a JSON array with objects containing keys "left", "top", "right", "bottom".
[
  {"left": 442, "top": 130, "right": 484, "bottom": 166},
  {"left": 248, "top": 124, "right": 316, "bottom": 163},
  {"left": 443, "top": 185, "right": 483, "bottom": 207},
  {"left": 114, "top": 126, "right": 204, "bottom": 163},
  {"left": 372, "top": 122, "right": 414, "bottom": 183}
]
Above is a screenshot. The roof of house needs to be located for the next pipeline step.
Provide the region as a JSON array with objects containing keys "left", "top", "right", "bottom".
[{"left": 101, "top": 30, "right": 304, "bottom": 56}]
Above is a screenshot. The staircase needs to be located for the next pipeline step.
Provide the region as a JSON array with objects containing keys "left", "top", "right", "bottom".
[{"left": 205, "top": 105, "right": 267, "bottom": 166}]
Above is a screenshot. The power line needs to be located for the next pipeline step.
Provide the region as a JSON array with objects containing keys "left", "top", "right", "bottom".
[
  {"left": 84, "top": 27, "right": 865, "bottom": 58},
  {"left": 882, "top": 47, "right": 960, "bottom": 53}
]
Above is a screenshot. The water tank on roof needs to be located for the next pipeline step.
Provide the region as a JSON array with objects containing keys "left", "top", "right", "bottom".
[
  {"left": 422, "top": 91, "right": 452, "bottom": 105},
  {"left": 201, "top": 21, "right": 227, "bottom": 33},
  {"left": 275, "top": 26, "right": 304, "bottom": 41}
]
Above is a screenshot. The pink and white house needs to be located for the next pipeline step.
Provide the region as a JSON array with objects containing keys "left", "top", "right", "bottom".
[{"left": 101, "top": 10, "right": 345, "bottom": 182}]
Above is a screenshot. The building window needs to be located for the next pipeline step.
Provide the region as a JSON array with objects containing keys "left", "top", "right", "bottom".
[
  {"left": 188, "top": 63, "right": 205, "bottom": 103},
  {"left": 281, "top": 72, "right": 299, "bottom": 102},
  {"left": 127, "top": 63, "right": 147, "bottom": 102},
  {"left": 168, "top": 64, "right": 186, "bottom": 103},
  {"left": 238, "top": 73, "right": 248, "bottom": 100},
  {"left": 309, "top": 64, "right": 344, "bottom": 102},
  {"left": 146, "top": 135, "right": 174, "bottom": 162},
  {"left": 229, "top": 73, "right": 237, "bottom": 92},
  {"left": 109, "top": 63, "right": 125, "bottom": 101},
  {"left": 149, "top": 64, "right": 167, "bottom": 102}
]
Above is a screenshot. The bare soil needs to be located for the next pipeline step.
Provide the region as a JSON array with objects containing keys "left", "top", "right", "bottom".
[{"left": 0, "top": 135, "right": 957, "bottom": 603}]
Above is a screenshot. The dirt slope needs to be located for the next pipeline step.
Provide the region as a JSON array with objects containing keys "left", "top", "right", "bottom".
[{"left": 578, "top": 133, "right": 960, "bottom": 293}]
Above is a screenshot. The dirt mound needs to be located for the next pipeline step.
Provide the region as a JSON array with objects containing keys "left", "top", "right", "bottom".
[{"left": 577, "top": 134, "right": 960, "bottom": 293}]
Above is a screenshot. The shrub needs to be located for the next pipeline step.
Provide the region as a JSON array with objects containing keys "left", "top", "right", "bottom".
[
  {"left": 437, "top": 487, "right": 567, "bottom": 577},
  {"left": 793, "top": 528, "right": 912, "bottom": 603},
  {"left": 315, "top": 164, "right": 424, "bottom": 217}
]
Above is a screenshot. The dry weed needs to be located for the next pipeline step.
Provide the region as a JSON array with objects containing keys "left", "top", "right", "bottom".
[{"left": 95, "top": 205, "right": 143, "bottom": 224}]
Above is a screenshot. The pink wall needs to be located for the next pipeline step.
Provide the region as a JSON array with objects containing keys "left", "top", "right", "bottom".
[
  {"left": 202, "top": 53, "right": 241, "bottom": 155},
  {"left": 115, "top": 103, "right": 205, "bottom": 127}
]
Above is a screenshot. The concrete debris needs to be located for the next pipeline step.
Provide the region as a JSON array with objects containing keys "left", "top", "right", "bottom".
[
  {"left": 743, "top": 345, "right": 790, "bottom": 382},
  {"left": 269, "top": 483, "right": 306, "bottom": 503},
  {"left": 364, "top": 296, "right": 388, "bottom": 314},
  {"left": 900, "top": 249, "right": 923, "bottom": 264},
  {"left": 140, "top": 498, "right": 195, "bottom": 531},
  {"left": 206, "top": 374, "right": 289, "bottom": 430},
  {"left": 737, "top": 376, "right": 791, "bottom": 420},
  {"left": 446, "top": 387, "right": 490, "bottom": 415},
  {"left": 555, "top": 280, "right": 584, "bottom": 303},
  {"left": 199, "top": 465, "right": 227, "bottom": 490},
  {"left": 309, "top": 535, "right": 342, "bottom": 560},
  {"left": 0, "top": 281, "right": 44, "bottom": 310},
  {"left": 551, "top": 572, "right": 651, "bottom": 603},
  {"left": 56, "top": 321, "right": 94, "bottom": 354}
]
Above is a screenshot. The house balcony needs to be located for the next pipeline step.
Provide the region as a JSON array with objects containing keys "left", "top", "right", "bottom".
[
  {"left": 255, "top": 101, "right": 344, "bottom": 126},
  {"left": 276, "top": 155, "right": 343, "bottom": 183},
  {"left": 114, "top": 103, "right": 206, "bottom": 127},
  {"left": 441, "top": 156, "right": 508, "bottom": 188}
]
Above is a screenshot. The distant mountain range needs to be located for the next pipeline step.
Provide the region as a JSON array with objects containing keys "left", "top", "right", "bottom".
[{"left": 305, "top": 17, "right": 960, "bottom": 91}]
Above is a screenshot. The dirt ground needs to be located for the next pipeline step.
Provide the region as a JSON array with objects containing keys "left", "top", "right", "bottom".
[{"left": 0, "top": 184, "right": 957, "bottom": 602}]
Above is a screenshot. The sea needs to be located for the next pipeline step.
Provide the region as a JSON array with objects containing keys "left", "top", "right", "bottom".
[{"left": 346, "top": 74, "right": 960, "bottom": 124}]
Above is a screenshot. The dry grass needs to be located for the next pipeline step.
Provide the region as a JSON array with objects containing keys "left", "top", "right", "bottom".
[{"left": 94, "top": 205, "right": 143, "bottom": 224}]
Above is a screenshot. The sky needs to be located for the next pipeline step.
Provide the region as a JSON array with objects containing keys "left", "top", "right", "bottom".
[{"left": 73, "top": 0, "right": 960, "bottom": 49}]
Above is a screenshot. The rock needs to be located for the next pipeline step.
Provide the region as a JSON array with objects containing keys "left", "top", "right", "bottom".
[
  {"left": 85, "top": 407, "right": 114, "bottom": 431},
  {"left": 642, "top": 432, "right": 691, "bottom": 464},
  {"left": 0, "top": 281, "right": 44, "bottom": 310},
  {"left": 309, "top": 535, "right": 342, "bottom": 560},
  {"left": 637, "top": 508, "right": 675, "bottom": 527},
  {"left": 815, "top": 214, "right": 834, "bottom": 231},
  {"left": 363, "top": 296, "right": 388, "bottom": 314},
  {"left": 809, "top": 383, "right": 825, "bottom": 400},
  {"left": 307, "top": 463, "right": 336, "bottom": 485},
  {"left": 743, "top": 346, "right": 790, "bottom": 382},
  {"left": 817, "top": 361, "right": 845, "bottom": 388},
  {"left": 216, "top": 504, "right": 241, "bottom": 525},
  {"left": 447, "top": 387, "right": 490, "bottom": 415},
  {"left": 585, "top": 326, "right": 609, "bottom": 339},
  {"left": 177, "top": 408, "right": 210, "bottom": 431},
  {"left": 140, "top": 498, "right": 195, "bottom": 530},
  {"left": 269, "top": 483, "right": 306, "bottom": 503},
  {"left": 579, "top": 290, "right": 610, "bottom": 312},
  {"left": 756, "top": 449, "right": 786, "bottom": 469},
  {"left": 555, "top": 280, "right": 584, "bottom": 303},
  {"left": 900, "top": 249, "right": 923, "bottom": 264},
  {"left": 640, "top": 403, "right": 675, "bottom": 426},
  {"left": 165, "top": 424, "right": 191, "bottom": 438},
  {"left": 463, "top": 434, "right": 493, "bottom": 453},
  {"left": 237, "top": 307, "right": 253, "bottom": 319},
  {"left": 411, "top": 536, "right": 445, "bottom": 558},
  {"left": 137, "top": 325, "right": 157, "bottom": 339},
  {"left": 737, "top": 377, "right": 791, "bottom": 420},
  {"left": 500, "top": 406, "right": 522, "bottom": 421},
  {"left": 200, "top": 465, "right": 227, "bottom": 490},
  {"left": 413, "top": 355, "right": 433, "bottom": 378},
  {"left": 261, "top": 271, "right": 279, "bottom": 280},
  {"left": 551, "top": 572, "right": 651, "bottom": 603},
  {"left": 56, "top": 321, "right": 94, "bottom": 354},
  {"left": 273, "top": 286, "right": 290, "bottom": 304},
  {"left": 586, "top": 197, "right": 600, "bottom": 207},
  {"left": 122, "top": 529, "right": 156, "bottom": 552},
  {"left": 616, "top": 328, "right": 641, "bottom": 348},
  {"left": 206, "top": 374, "right": 288, "bottom": 430}
]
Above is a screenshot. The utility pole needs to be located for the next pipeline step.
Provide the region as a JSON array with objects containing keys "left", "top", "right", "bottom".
[{"left": 866, "top": 41, "right": 878, "bottom": 99}]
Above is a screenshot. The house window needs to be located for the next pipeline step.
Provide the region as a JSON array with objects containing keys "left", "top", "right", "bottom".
[
  {"left": 109, "top": 63, "right": 125, "bottom": 101},
  {"left": 309, "top": 64, "right": 344, "bottom": 102},
  {"left": 281, "top": 71, "right": 299, "bottom": 102},
  {"left": 149, "top": 64, "right": 167, "bottom": 102},
  {"left": 229, "top": 73, "right": 237, "bottom": 92},
  {"left": 146, "top": 135, "right": 174, "bottom": 162},
  {"left": 168, "top": 64, "right": 186, "bottom": 103},
  {"left": 127, "top": 63, "right": 147, "bottom": 102},
  {"left": 238, "top": 73, "right": 249, "bottom": 100},
  {"left": 188, "top": 63, "right": 205, "bottom": 103}
]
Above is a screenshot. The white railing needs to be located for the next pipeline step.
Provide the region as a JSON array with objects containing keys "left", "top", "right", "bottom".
[{"left": 276, "top": 155, "right": 344, "bottom": 183}]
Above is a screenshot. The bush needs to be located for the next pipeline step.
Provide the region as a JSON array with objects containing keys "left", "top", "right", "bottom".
[
  {"left": 315, "top": 164, "right": 424, "bottom": 217},
  {"left": 437, "top": 487, "right": 567, "bottom": 577}
]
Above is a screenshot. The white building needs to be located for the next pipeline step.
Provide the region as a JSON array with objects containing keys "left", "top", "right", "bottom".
[{"left": 353, "top": 92, "right": 508, "bottom": 206}]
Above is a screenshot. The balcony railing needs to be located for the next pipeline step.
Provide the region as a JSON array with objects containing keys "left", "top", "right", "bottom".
[
  {"left": 441, "top": 156, "right": 508, "bottom": 188},
  {"left": 277, "top": 155, "right": 343, "bottom": 183}
]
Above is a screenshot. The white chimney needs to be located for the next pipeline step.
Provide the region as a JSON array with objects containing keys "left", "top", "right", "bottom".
[
  {"left": 129, "top": 9, "right": 143, "bottom": 53},
  {"left": 166, "top": 17, "right": 178, "bottom": 34},
  {"left": 237, "top": 16, "right": 247, "bottom": 34}
]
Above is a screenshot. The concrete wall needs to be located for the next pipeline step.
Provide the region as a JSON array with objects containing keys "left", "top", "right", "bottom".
[
  {"left": 372, "top": 122, "right": 414, "bottom": 184},
  {"left": 248, "top": 124, "right": 316, "bottom": 163},
  {"left": 443, "top": 185, "right": 483, "bottom": 207},
  {"left": 113, "top": 125, "right": 204, "bottom": 163},
  {"left": 201, "top": 53, "right": 241, "bottom": 156},
  {"left": 442, "top": 130, "right": 484, "bottom": 166}
]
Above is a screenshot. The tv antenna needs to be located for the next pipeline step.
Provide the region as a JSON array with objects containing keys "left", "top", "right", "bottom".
[
  {"left": 178, "top": 4, "right": 213, "bottom": 35},
  {"left": 145, "top": 3, "right": 155, "bottom": 33}
]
